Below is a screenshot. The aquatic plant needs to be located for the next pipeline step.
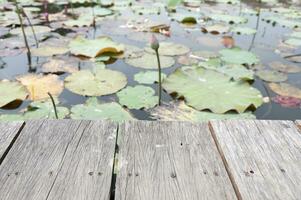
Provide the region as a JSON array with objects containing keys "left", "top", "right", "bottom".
[
  {"left": 14, "top": 0, "right": 32, "bottom": 67},
  {"left": 48, "top": 92, "right": 58, "bottom": 119},
  {"left": 150, "top": 35, "right": 162, "bottom": 106}
]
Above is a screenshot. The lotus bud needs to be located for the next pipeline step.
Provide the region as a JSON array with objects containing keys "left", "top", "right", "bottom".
[{"left": 150, "top": 34, "right": 159, "bottom": 51}]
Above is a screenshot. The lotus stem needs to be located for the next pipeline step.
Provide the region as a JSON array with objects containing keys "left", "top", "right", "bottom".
[
  {"left": 21, "top": 9, "right": 39, "bottom": 47},
  {"left": 47, "top": 92, "right": 59, "bottom": 119},
  {"left": 155, "top": 50, "right": 162, "bottom": 106},
  {"left": 14, "top": 1, "right": 32, "bottom": 67}
]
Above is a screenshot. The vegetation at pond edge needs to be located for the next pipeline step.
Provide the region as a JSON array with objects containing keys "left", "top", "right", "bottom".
[{"left": 0, "top": 0, "right": 301, "bottom": 122}]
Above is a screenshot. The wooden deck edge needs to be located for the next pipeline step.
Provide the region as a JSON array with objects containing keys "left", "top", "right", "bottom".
[
  {"left": 208, "top": 121, "right": 242, "bottom": 200},
  {"left": 0, "top": 122, "right": 25, "bottom": 165}
]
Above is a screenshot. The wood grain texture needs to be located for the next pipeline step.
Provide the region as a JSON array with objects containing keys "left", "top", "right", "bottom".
[
  {"left": 0, "top": 121, "right": 24, "bottom": 163},
  {"left": 0, "top": 120, "right": 118, "bottom": 200},
  {"left": 295, "top": 120, "right": 301, "bottom": 131},
  {"left": 115, "top": 121, "right": 237, "bottom": 200},
  {"left": 210, "top": 120, "right": 301, "bottom": 200}
]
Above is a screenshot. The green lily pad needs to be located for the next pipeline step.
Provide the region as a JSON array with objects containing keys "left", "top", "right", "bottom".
[
  {"left": 256, "top": 70, "right": 288, "bottom": 82},
  {"left": 215, "top": 65, "right": 254, "bottom": 81},
  {"left": 163, "top": 66, "right": 263, "bottom": 114},
  {"left": 219, "top": 47, "right": 259, "bottom": 65},
  {"left": 199, "top": 59, "right": 254, "bottom": 81},
  {"left": 125, "top": 53, "right": 175, "bottom": 69},
  {"left": 65, "top": 68, "right": 127, "bottom": 96},
  {"left": 0, "top": 99, "right": 69, "bottom": 121},
  {"left": 70, "top": 97, "right": 133, "bottom": 122},
  {"left": 151, "top": 101, "right": 256, "bottom": 122},
  {"left": 145, "top": 42, "right": 190, "bottom": 56},
  {"left": 69, "top": 36, "right": 124, "bottom": 58},
  {"left": 117, "top": 85, "right": 158, "bottom": 109},
  {"left": 134, "top": 71, "right": 167, "bottom": 84},
  {"left": 0, "top": 80, "right": 28, "bottom": 108}
]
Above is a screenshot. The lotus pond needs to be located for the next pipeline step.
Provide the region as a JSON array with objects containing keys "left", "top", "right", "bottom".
[{"left": 1, "top": 0, "right": 301, "bottom": 122}]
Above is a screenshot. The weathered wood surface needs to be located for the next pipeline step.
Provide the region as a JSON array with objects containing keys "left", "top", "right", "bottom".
[
  {"left": 1, "top": 119, "right": 301, "bottom": 200},
  {"left": 210, "top": 120, "right": 301, "bottom": 200},
  {"left": 0, "top": 121, "right": 24, "bottom": 163},
  {"left": 0, "top": 120, "right": 118, "bottom": 200},
  {"left": 115, "top": 121, "right": 237, "bottom": 200},
  {"left": 295, "top": 120, "right": 301, "bottom": 130}
]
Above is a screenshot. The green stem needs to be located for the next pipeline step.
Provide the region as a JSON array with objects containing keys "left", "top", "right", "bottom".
[
  {"left": 47, "top": 92, "right": 59, "bottom": 119},
  {"left": 22, "top": 9, "right": 39, "bottom": 48},
  {"left": 155, "top": 50, "right": 162, "bottom": 106},
  {"left": 15, "top": 1, "right": 32, "bottom": 67}
]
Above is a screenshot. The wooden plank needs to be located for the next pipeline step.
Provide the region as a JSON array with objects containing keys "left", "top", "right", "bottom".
[
  {"left": 0, "top": 121, "right": 24, "bottom": 164},
  {"left": 210, "top": 120, "right": 301, "bottom": 200},
  {"left": 115, "top": 121, "right": 237, "bottom": 200},
  {"left": 295, "top": 120, "right": 301, "bottom": 130},
  {"left": 0, "top": 120, "right": 118, "bottom": 200}
]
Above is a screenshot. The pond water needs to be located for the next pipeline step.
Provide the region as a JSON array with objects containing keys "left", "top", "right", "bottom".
[{"left": 0, "top": 0, "right": 301, "bottom": 122}]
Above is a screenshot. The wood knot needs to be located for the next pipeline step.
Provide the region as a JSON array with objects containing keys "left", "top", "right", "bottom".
[
  {"left": 213, "top": 171, "right": 219, "bottom": 176},
  {"left": 170, "top": 172, "right": 177, "bottom": 178}
]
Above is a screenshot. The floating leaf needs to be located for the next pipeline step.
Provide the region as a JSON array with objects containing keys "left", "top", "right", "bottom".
[
  {"left": 134, "top": 71, "right": 167, "bottom": 84},
  {"left": 125, "top": 53, "right": 175, "bottom": 69},
  {"left": 41, "top": 59, "right": 78, "bottom": 74},
  {"left": 0, "top": 80, "right": 28, "bottom": 108},
  {"left": 284, "top": 38, "right": 301, "bottom": 46},
  {"left": 269, "top": 61, "right": 301, "bottom": 73},
  {"left": 151, "top": 101, "right": 256, "bottom": 121},
  {"left": 219, "top": 47, "right": 259, "bottom": 65},
  {"left": 163, "top": 66, "right": 263, "bottom": 113},
  {"left": 69, "top": 36, "right": 124, "bottom": 58},
  {"left": 199, "top": 60, "right": 254, "bottom": 81},
  {"left": 70, "top": 97, "right": 133, "bottom": 122},
  {"left": 145, "top": 42, "right": 190, "bottom": 56},
  {"left": 65, "top": 68, "right": 127, "bottom": 96},
  {"left": 209, "top": 14, "right": 248, "bottom": 24},
  {"left": 256, "top": 70, "right": 288, "bottom": 82},
  {"left": 31, "top": 46, "right": 69, "bottom": 57},
  {"left": 272, "top": 95, "right": 301, "bottom": 108},
  {"left": 16, "top": 74, "right": 63, "bottom": 101},
  {"left": 117, "top": 85, "right": 158, "bottom": 109},
  {"left": 201, "top": 24, "right": 230, "bottom": 34},
  {"left": 0, "top": 99, "right": 69, "bottom": 121},
  {"left": 269, "top": 83, "right": 301, "bottom": 99},
  {"left": 10, "top": 25, "right": 51, "bottom": 36},
  {"left": 231, "top": 27, "right": 257, "bottom": 35}
]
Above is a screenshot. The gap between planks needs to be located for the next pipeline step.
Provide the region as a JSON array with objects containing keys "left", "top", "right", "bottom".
[
  {"left": 0, "top": 121, "right": 25, "bottom": 166},
  {"left": 208, "top": 121, "right": 242, "bottom": 200}
]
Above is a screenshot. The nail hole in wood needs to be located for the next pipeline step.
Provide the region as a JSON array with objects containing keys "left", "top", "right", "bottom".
[
  {"left": 280, "top": 169, "right": 286, "bottom": 173},
  {"left": 171, "top": 172, "right": 177, "bottom": 178},
  {"left": 213, "top": 171, "right": 219, "bottom": 176},
  {"left": 88, "top": 172, "right": 93, "bottom": 176},
  {"left": 250, "top": 170, "right": 254, "bottom": 174}
]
